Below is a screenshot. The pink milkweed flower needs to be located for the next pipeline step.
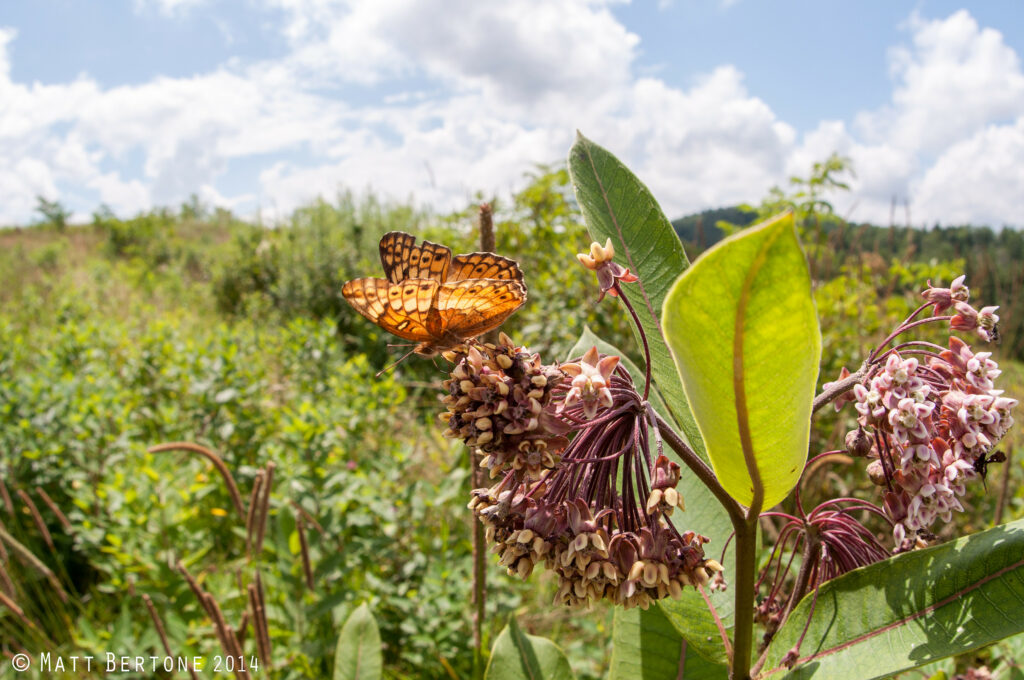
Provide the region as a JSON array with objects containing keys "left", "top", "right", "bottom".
[
  {"left": 950, "top": 302, "right": 1000, "bottom": 342},
  {"left": 559, "top": 346, "right": 620, "bottom": 419},
  {"left": 577, "top": 239, "right": 639, "bottom": 300},
  {"left": 922, "top": 274, "right": 969, "bottom": 314}
]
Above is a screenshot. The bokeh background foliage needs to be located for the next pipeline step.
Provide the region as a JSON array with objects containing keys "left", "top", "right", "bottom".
[{"left": 1, "top": 162, "right": 1022, "bottom": 678}]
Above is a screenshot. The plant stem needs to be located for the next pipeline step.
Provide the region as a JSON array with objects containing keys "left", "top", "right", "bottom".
[
  {"left": 653, "top": 411, "right": 762, "bottom": 678},
  {"left": 615, "top": 281, "right": 651, "bottom": 400},
  {"left": 994, "top": 446, "right": 1013, "bottom": 526},
  {"left": 781, "top": 525, "right": 817, "bottom": 625},
  {"left": 730, "top": 508, "right": 760, "bottom": 680},
  {"left": 811, "top": 361, "right": 869, "bottom": 414},
  {"left": 653, "top": 412, "right": 744, "bottom": 528},
  {"left": 472, "top": 203, "right": 494, "bottom": 678},
  {"left": 471, "top": 452, "right": 486, "bottom": 678}
]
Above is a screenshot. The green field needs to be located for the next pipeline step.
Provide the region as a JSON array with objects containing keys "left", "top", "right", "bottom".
[{"left": 2, "top": 168, "right": 1022, "bottom": 678}]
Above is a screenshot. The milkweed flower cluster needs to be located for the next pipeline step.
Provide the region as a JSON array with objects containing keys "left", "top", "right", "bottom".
[
  {"left": 445, "top": 339, "right": 721, "bottom": 608},
  {"left": 830, "top": 276, "right": 1017, "bottom": 546},
  {"left": 440, "top": 334, "right": 567, "bottom": 480},
  {"left": 923, "top": 274, "right": 1001, "bottom": 342}
]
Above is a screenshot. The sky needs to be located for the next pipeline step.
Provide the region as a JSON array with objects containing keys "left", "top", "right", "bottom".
[{"left": 1, "top": 1, "right": 1023, "bottom": 228}]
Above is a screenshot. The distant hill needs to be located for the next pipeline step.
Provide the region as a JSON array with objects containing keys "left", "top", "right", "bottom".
[
  {"left": 671, "top": 205, "right": 1024, "bottom": 359},
  {"left": 671, "top": 206, "right": 756, "bottom": 252}
]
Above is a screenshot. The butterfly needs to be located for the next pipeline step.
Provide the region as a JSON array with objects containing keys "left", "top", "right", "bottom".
[{"left": 342, "top": 231, "right": 527, "bottom": 357}]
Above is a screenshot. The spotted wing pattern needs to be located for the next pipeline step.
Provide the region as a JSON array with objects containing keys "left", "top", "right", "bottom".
[
  {"left": 344, "top": 231, "right": 527, "bottom": 352},
  {"left": 379, "top": 231, "right": 452, "bottom": 283},
  {"left": 432, "top": 279, "right": 527, "bottom": 339},
  {"left": 341, "top": 277, "right": 439, "bottom": 342},
  {"left": 449, "top": 252, "right": 524, "bottom": 283}
]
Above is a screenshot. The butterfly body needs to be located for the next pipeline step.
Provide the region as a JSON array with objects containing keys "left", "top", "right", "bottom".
[{"left": 343, "top": 232, "right": 527, "bottom": 356}]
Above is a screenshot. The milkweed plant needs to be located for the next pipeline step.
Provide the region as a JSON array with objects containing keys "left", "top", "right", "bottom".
[{"left": 430, "top": 134, "right": 1022, "bottom": 680}]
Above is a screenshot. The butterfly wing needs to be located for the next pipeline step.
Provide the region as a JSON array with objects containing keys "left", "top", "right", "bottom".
[
  {"left": 379, "top": 231, "right": 452, "bottom": 283},
  {"left": 429, "top": 279, "right": 527, "bottom": 340},
  {"left": 342, "top": 277, "right": 439, "bottom": 342},
  {"left": 449, "top": 251, "right": 524, "bottom": 283}
]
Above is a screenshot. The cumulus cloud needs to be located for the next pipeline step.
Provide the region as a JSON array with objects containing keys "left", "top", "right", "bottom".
[
  {"left": 913, "top": 118, "right": 1024, "bottom": 227},
  {"left": 0, "top": 5, "right": 1022, "bottom": 227},
  {"left": 267, "top": 0, "right": 640, "bottom": 113},
  {"left": 133, "top": 0, "right": 210, "bottom": 16},
  {"left": 858, "top": 10, "right": 1024, "bottom": 153},
  {"left": 785, "top": 11, "right": 1024, "bottom": 226},
  {"left": 88, "top": 172, "right": 151, "bottom": 215}
]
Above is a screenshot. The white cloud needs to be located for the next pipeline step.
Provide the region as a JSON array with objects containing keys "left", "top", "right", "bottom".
[
  {"left": 857, "top": 10, "right": 1024, "bottom": 153},
  {"left": 271, "top": 0, "right": 639, "bottom": 106},
  {"left": 786, "top": 11, "right": 1024, "bottom": 226},
  {"left": 88, "top": 172, "right": 151, "bottom": 215},
  {"left": 913, "top": 117, "right": 1024, "bottom": 227},
  {"left": 596, "top": 69, "right": 796, "bottom": 215},
  {"left": 133, "top": 0, "right": 210, "bottom": 16},
  {"left": 1, "top": 7, "right": 1023, "bottom": 228},
  {"left": 0, "top": 27, "right": 13, "bottom": 80},
  {"left": 787, "top": 121, "right": 917, "bottom": 222}
]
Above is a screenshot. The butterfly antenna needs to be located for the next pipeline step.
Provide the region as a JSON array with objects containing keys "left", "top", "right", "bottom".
[{"left": 376, "top": 347, "right": 417, "bottom": 377}]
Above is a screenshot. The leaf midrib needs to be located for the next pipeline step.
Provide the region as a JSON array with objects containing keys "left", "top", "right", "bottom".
[
  {"left": 761, "top": 552, "right": 1024, "bottom": 677},
  {"left": 578, "top": 137, "right": 665, "bottom": 340}
]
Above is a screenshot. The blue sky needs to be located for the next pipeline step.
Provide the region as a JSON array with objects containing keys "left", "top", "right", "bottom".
[{"left": 1, "top": 1, "right": 1023, "bottom": 227}]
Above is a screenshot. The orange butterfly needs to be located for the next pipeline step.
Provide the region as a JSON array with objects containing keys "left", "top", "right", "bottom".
[{"left": 342, "top": 232, "right": 527, "bottom": 357}]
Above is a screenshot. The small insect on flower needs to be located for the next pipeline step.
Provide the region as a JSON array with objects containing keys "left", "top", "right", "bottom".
[
  {"left": 973, "top": 450, "right": 1006, "bottom": 490},
  {"left": 342, "top": 232, "right": 528, "bottom": 357}
]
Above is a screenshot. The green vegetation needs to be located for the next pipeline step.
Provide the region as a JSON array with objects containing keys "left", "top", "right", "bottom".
[
  {"left": 0, "top": 175, "right": 622, "bottom": 679},
  {"left": 1, "top": 161, "right": 1021, "bottom": 678}
]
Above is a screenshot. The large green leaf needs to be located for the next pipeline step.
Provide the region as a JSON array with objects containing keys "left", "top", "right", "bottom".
[
  {"left": 760, "top": 518, "right": 1024, "bottom": 679},
  {"left": 567, "top": 132, "right": 704, "bottom": 460},
  {"left": 485, "top": 618, "right": 575, "bottom": 680},
  {"left": 333, "top": 603, "right": 383, "bottom": 680},
  {"left": 658, "top": 590, "right": 733, "bottom": 667},
  {"left": 610, "top": 606, "right": 728, "bottom": 680},
  {"left": 567, "top": 327, "right": 733, "bottom": 664},
  {"left": 663, "top": 212, "right": 820, "bottom": 508}
]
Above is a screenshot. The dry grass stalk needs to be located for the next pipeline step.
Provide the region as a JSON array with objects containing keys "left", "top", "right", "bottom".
[
  {"left": 0, "top": 588, "right": 24, "bottom": 617},
  {"left": 247, "top": 577, "right": 271, "bottom": 665},
  {"left": 204, "top": 592, "right": 250, "bottom": 680},
  {"left": 149, "top": 442, "right": 246, "bottom": 517},
  {"left": 177, "top": 561, "right": 217, "bottom": 620},
  {"left": 202, "top": 592, "right": 238, "bottom": 674},
  {"left": 254, "top": 462, "right": 275, "bottom": 556},
  {"left": 289, "top": 500, "right": 325, "bottom": 535},
  {"left": 179, "top": 561, "right": 250, "bottom": 680},
  {"left": 34, "top": 487, "right": 72, "bottom": 532},
  {"left": 0, "top": 477, "right": 13, "bottom": 515},
  {"left": 256, "top": 571, "right": 271, "bottom": 661},
  {"left": 0, "top": 561, "right": 15, "bottom": 597},
  {"left": 0, "top": 590, "right": 39, "bottom": 634},
  {"left": 235, "top": 610, "right": 249, "bottom": 647},
  {"left": 0, "top": 525, "right": 68, "bottom": 602},
  {"left": 245, "top": 472, "right": 264, "bottom": 556},
  {"left": 246, "top": 584, "right": 266, "bottom": 662},
  {"left": 296, "top": 513, "right": 314, "bottom": 591},
  {"left": 17, "top": 489, "right": 55, "bottom": 553},
  {"left": 233, "top": 569, "right": 249, "bottom": 644},
  {"left": 143, "top": 593, "right": 200, "bottom": 680}
]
